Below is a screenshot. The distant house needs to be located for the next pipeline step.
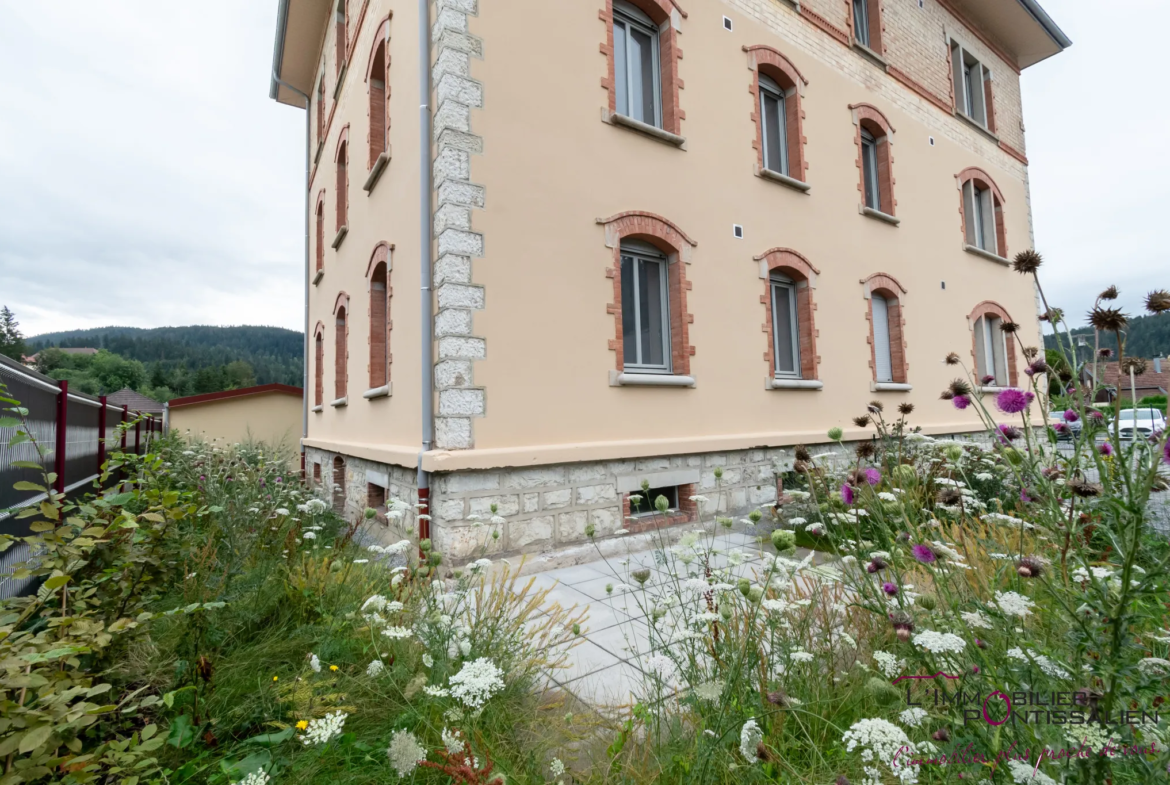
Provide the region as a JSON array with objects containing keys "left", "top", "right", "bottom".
[
  {"left": 1083, "top": 359, "right": 1169, "bottom": 403},
  {"left": 106, "top": 388, "right": 165, "bottom": 418},
  {"left": 166, "top": 384, "right": 303, "bottom": 452},
  {"left": 23, "top": 347, "right": 98, "bottom": 366}
]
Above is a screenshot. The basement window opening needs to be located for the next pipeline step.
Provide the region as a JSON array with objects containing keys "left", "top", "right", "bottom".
[{"left": 630, "top": 485, "right": 679, "bottom": 516}]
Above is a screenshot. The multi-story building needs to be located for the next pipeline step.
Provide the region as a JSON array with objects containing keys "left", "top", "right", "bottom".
[{"left": 269, "top": 0, "right": 1069, "bottom": 562}]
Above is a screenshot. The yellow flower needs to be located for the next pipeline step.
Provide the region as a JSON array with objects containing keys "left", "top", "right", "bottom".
[
  {"left": 296, "top": 720, "right": 309, "bottom": 730},
  {"left": 329, "top": 665, "right": 339, "bottom": 672},
  {"left": 272, "top": 676, "right": 279, "bottom": 682}
]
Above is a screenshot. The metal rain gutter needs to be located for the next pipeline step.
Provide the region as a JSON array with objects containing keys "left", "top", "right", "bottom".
[{"left": 417, "top": 0, "right": 434, "bottom": 540}]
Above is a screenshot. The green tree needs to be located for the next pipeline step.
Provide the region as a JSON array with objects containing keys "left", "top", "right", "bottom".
[
  {"left": 223, "top": 360, "right": 256, "bottom": 389},
  {"left": 0, "top": 306, "right": 27, "bottom": 361},
  {"left": 90, "top": 350, "right": 146, "bottom": 393}
]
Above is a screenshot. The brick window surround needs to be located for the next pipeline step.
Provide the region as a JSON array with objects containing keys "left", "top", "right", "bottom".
[
  {"left": 366, "top": 242, "right": 392, "bottom": 389},
  {"left": 366, "top": 19, "right": 389, "bottom": 169},
  {"left": 968, "top": 301, "right": 1018, "bottom": 386},
  {"left": 598, "top": 211, "right": 697, "bottom": 375},
  {"left": 744, "top": 45, "right": 808, "bottom": 182},
  {"left": 334, "top": 127, "right": 349, "bottom": 232},
  {"left": 621, "top": 482, "right": 698, "bottom": 533},
  {"left": 334, "top": 0, "right": 348, "bottom": 78},
  {"left": 861, "top": 273, "right": 908, "bottom": 384},
  {"left": 849, "top": 103, "right": 896, "bottom": 217},
  {"left": 848, "top": 0, "right": 885, "bottom": 55},
  {"left": 956, "top": 167, "right": 1007, "bottom": 257},
  {"left": 755, "top": 248, "right": 820, "bottom": 380},
  {"left": 313, "top": 321, "right": 325, "bottom": 407},
  {"left": 599, "top": 0, "right": 686, "bottom": 136},
  {"left": 316, "top": 76, "right": 326, "bottom": 146},
  {"left": 315, "top": 191, "right": 326, "bottom": 275},
  {"left": 333, "top": 292, "right": 350, "bottom": 401}
]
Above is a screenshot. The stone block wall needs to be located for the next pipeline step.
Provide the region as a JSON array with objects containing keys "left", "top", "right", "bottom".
[{"left": 304, "top": 446, "right": 419, "bottom": 549}]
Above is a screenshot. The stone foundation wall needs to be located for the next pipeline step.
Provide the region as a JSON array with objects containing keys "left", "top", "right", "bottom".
[{"left": 304, "top": 446, "right": 419, "bottom": 549}]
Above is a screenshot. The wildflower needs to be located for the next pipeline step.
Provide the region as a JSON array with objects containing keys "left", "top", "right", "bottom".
[
  {"left": 981, "top": 374, "right": 997, "bottom": 385},
  {"left": 1099, "top": 442, "right": 1113, "bottom": 457},
  {"left": 449, "top": 658, "right": 505, "bottom": 709},
  {"left": 994, "top": 590, "right": 1035, "bottom": 618},
  {"left": 309, "top": 653, "right": 321, "bottom": 673},
  {"left": 864, "top": 467, "right": 881, "bottom": 485},
  {"left": 272, "top": 676, "right": 278, "bottom": 682},
  {"left": 303, "top": 531, "right": 317, "bottom": 540},
  {"left": 1011, "top": 249, "right": 1043, "bottom": 275},
  {"left": 882, "top": 582, "right": 899, "bottom": 597},
  {"left": 387, "top": 729, "right": 427, "bottom": 778},
  {"left": 855, "top": 441, "right": 877, "bottom": 460},
  {"left": 738, "top": 719, "right": 763, "bottom": 762},
  {"left": 550, "top": 758, "right": 566, "bottom": 777},
  {"left": 1007, "top": 759, "right": 1058, "bottom": 784},
  {"left": 1139, "top": 658, "right": 1170, "bottom": 676},
  {"left": 995, "top": 388, "right": 1030, "bottom": 414},
  {"left": 911, "top": 544, "right": 937, "bottom": 564},
  {"left": 1146, "top": 290, "right": 1170, "bottom": 314},
  {"left": 853, "top": 415, "right": 871, "bottom": 428},
  {"left": 790, "top": 651, "right": 815, "bottom": 663},
  {"left": 694, "top": 680, "right": 723, "bottom": 702},
  {"left": 872, "top": 651, "right": 903, "bottom": 678},
  {"left": 912, "top": 630, "right": 966, "bottom": 654},
  {"left": 1016, "top": 556, "right": 1044, "bottom": 579},
  {"left": 643, "top": 653, "right": 676, "bottom": 680},
  {"left": 961, "top": 610, "right": 993, "bottom": 629},
  {"left": 296, "top": 720, "right": 309, "bottom": 730},
  {"left": 366, "top": 659, "right": 385, "bottom": 677},
  {"left": 997, "top": 423, "right": 1022, "bottom": 442},
  {"left": 841, "top": 718, "right": 916, "bottom": 779},
  {"left": 952, "top": 394, "right": 971, "bottom": 410},
  {"left": 840, "top": 484, "right": 855, "bottom": 505},
  {"left": 382, "top": 626, "right": 413, "bottom": 639},
  {"left": 232, "top": 772, "right": 270, "bottom": 785},
  {"left": 424, "top": 685, "right": 451, "bottom": 697},
  {"left": 299, "top": 711, "right": 348, "bottom": 745},
  {"left": 866, "top": 557, "right": 888, "bottom": 573},
  {"left": 1068, "top": 478, "right": 1102, "bottom": 498},
  {"left": 899, "top": 707, "right": 928, "bottom": 728},
  {"left": 944, "top": 352, "right": 960, "bottom": 365},
  {"left": 949, "top": 378, "right": 973, "bottom": 397},
  {"left": 422, "top": 653, "right": 434, "bottom": 668},
  {"left": 898, "top": 402, "right": 914, "bottom": 415},
  {"left": 1164, "top": 439, "right": 1170, "bottom": 466},
  {"left": 827, "top": 427, "right": 844, "bottom": 441},
  {"left": 442, "top": 727, "right": 465, "bottom": 755},
  {"left": 890, "top": 611, "right": 915, "bottom": 641},
  {"left": 1089, "top": 306, "right": 1128, "bottom": 332}
]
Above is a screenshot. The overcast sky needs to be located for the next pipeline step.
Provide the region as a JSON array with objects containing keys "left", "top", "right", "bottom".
[{"left": 0, "top": 0, "right": 1163, "bottom": 338}]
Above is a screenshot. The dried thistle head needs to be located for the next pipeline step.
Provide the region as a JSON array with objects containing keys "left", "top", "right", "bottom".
[
  {"left": 1040, "top": 307, "right": 1064, "bottom": 323},
  {"left": 1098, "top": 286, "right": 1119, "bottom": 302},
  {"left": 793, "top": 460, "right": 810, "bottom": 475},
  {"left": 1022, "top": 346, "right": 1040, "bottom": 360},
  {"left": 868, "top": 400, "right": 884, "bottom": 413},
  {"left": 1145, "top": 290, "right": 1170, "bottom": 315},
  {"left": 898, "top": 402, "right": 914, "bottom": 416},
  {"left": 1000, "top": 321, "right": 1020, "bottom": 335},
  {"left": 853, "top": 415, "right": 872, "bottom": 428},
  {"left": 794, "top": 444, "right": 811, "bottom": 462},
  {"left": 939, "top": 389, "right": 955, "bottom": 401},
  {"left": 948, "top": 378, "right": 972, "bottom": 397},
  {"left": 855, "top": 441, "right": 877, "bottom": 460},
  {"left": 1068, "top": 479, "right": 1102, "bottom": 498},
  {"left": 1088, "top": 306, "right": 1128, "bottom": 333},
  {"left": 937, "top": 488, "right": 962, "bottom": 506},
  {"left": 1011, "top": 249, "right": 1043, "bottom": 275},
  {"left": 1016, "top": 556, "right": 1044, "bottom": 579},
  {"left": 1120, "top": 357, "right": 1148, "bottom": 376},
  {"left": 944, "top": 352, "right": 961, "bottom": 366},
  {"left": 1098, "top": 347, "right": 1113, "bottom": 359},
  {"left": 1028, "top": 358, "right": 1049, "bottom": 375}
]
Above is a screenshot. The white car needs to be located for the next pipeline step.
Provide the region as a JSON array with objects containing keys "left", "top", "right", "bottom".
[{"left": 1116, "top": 408, "right": 1166, "bottom": 440}]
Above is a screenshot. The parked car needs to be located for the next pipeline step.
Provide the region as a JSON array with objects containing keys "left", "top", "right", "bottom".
[
  {"left": 1117, "top": 408, "right": 1167, "bottom": 441},
  {"left": 1048, "top": 410, "right": 1082, "bottom": 440}
]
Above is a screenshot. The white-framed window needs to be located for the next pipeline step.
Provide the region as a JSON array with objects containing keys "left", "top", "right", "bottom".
[
  {"left": 963, "top": 180, "right": 998, "bottom": 254},
  {"left": 974, "top": 314, "right": 1008, "bottom": 386},
  {"left": 951, "top": 42, "right": 991, "bottom": 128},
  {"left": 852, "top": 0, "right": 870, "bottom": 47},
  {"left": 770, "top": 273, "right": 801, "bottom": 379},
  {"left": 613, "top": 0, "right": 662, "bottom": 128},
  {"left": 872, "top": 294, "right": 894, "bottom": 383},
  {"left": 621, "top": 240, "right": 671, "bottom": 373},
  {"left": 861, "top": 128, "right": 881, "bottom": 211},
  {"left": 759, "top": 73, "right": 789, "bottom": 176}
]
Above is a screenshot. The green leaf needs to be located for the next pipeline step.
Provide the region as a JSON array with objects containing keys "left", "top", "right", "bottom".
[
  {"left": 219, "top": 751, "right": 271, "bottom": 779},
  {"left": 12, "top": 481, "right": 45, "bottom": 492},
  {"left": 7, "top": 432, "right": 30, "bottom": 448},
  {"left": 141, "top": 724, "right": 158, "bottom": 741},
  {"left": 10, "top": 461, "right": 43, "bottom": 470},
  {"left": 0, "top": 417, "right": 17, "bottom": 428},
  {"left": 241, "top": 727, "right": 294, "bottom": 746},
  {"left": 43, "top": 575, "right": 70, "bottom": 590},
  {"left": 166, "top": 715, "right": 197, "bottom": 749},
  {"left": 18, "top": 724, "right": 53, "bottom": 753},
  {"left": 106, "top": 492, "right": 135, "bottom": 506}
]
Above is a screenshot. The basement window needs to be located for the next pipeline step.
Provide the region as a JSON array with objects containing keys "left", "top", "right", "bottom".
[
  {"left": 368, "top": 483, "right": 387, "bottom": 521},
  {"left": 630, "top": 485, "right": 679, "bottom": 515}
]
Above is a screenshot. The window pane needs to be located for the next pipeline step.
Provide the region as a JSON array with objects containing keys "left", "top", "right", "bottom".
[
  {"left": 972, "top": 186, "right": 986, "bottom": 249},
  {"left": 772, "top": 283, "right": 797, "bottom": 375},
  {"left": 974, "top": 316, "right": 988, "bottom": 378},
  {"left": 630, "top": 26, "right": 656, "bottom": 125},
  {"left": 963, "top": 61, "right": 974, "bottom": 117},
  {"left": 639, "top": 259, "right": 666, "bottom": 367},
  {"left": 853, "top": 0, "right": 869, "bottom": 46},
  {"left": 614, "top": 21, "right": 628, "bottom": 116},
  {"left": 762, "top": 91, "right": 787, "bottom": 175},
  {"left": 861, "top": 134, "right": 880, "bottom": 211},
  {"left": 621, "top": 254, "right": 636, "bottom": 365},
  {"left": 872, "top": 295, "right": 893, "bottom": 383}
]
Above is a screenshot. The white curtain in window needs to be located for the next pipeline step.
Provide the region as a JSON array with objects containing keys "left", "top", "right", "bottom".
[{"left": 872, "top": 295, "right": 893, "bottom": 383}]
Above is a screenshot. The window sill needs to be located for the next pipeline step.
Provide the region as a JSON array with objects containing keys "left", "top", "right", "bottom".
[
  {"left": 312, "top": 269, "right": 324, "bottom": 286},
  {"left": 363, "top": 150, "right": 391, "bottom": 193},
  {"left": 331, "top": 226, "right": 349, "bottom": 249},
  {"left": 861, "top": 206, "right": 900, "bottom": 226},
  {"left": 609, "top": 371, "right": 696, "bottom": 388},
  {"left": 332, "top": 62, "right": 348, "bottom": 100},
  {"left": 871, "top": 382, "right": 912, "bottom": 392},
  {"left": 311, "top": 404, "right": 324, "bottom": 413},
  {"left": 605, "top": 110, "right": 686, "bottom": 149},
  {"left": 852, "top": 42, "right": 889, "bottom": 70},
  {"left": 363, "top": 384, "right": 391, "bottom": 400},
  {"left": 979, "top": 385, "right": 1009, "bottom": 394},
  {"left": 767, "top": 378, "right": 823, "bottom": 391},
  {"left": 330, "top": 396, "right": 348, "bottom": 408},
  {"left": 757, "top": 166, "right": 811, "bottom": 193},
  {"left": 963, "top": 244, "right": 1009, "bottom": 266},
  {"left": 955, "top": 111, "right": 999, "bottom": 143}
]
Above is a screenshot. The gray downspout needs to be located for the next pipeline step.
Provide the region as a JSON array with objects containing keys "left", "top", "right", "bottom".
[
  {"left": 417, "top": 0, "right": 434, "bottom": 519},
  {"left": 272, "top": 72, "right": 311, "bottom": 477}
]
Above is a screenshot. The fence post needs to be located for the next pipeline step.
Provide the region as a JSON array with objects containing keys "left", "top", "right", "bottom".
[
  {"left": 97, "top": 395, "right": 107, "bottom": 473},
  {"left": 134, "top": 415, "right": 141, "bottom": 455},
  {"left": 54, "top": 380, "right": 68, "bottom": 495}
]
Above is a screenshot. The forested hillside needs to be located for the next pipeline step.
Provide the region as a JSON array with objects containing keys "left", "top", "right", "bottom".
[{"left": 1044, "top": 312, "right": 1170, "bottom": 358}]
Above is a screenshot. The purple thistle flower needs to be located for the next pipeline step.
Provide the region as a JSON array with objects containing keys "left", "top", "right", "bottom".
[
  {"left": 981, "top": 374, "right": 996, "bottom": 385},
  {"left": 882, "top": 582, "right": 899, "bottom": 596},
  {"left": 1024, "top": 367, "right": 1035, "bottom": 377},
  {"left": 841, "top": 484, "right": 855, "bottom": 505},
  {"left": 911, "top": 544, "right": 937, "bottom": 564},
  {"left": 199, "top": 475, "right": 205, "bottom": 481},
  {"left": 952, "top": 394, "right": 971, "bottom": 410},
  {"left": 1026, "top": 391, "right": 1036, "bottom": 404},
  {"left": 1089, "top": 410, "right": 1105, "bottom": 422},
  {"left": 1164, "top": 440, "right": 1170, "bottom": 466},
  {"left": 1099, "top": 442, "right": 1113, "bottom": 457},
  {"left": 864, "top": 467, "right": 882, "bottom": 486},
  {"left": 1020, "top": 488, "right": 1033, "bottom": 503},
  {"left": 995, "top": 388, "right": 1030, "bottom": 414},
  {"left": 276, "top": 476, "right": 283, "bottom": 483},
  {"left": 1053, "top": 422, "right": 1068, "bottom": 435},
  {"left": 997, "top": 423, "right": 1020, "bottom": 442},
  {"left": 1063, "top": 409, "right": 1079, "bottom": 423}
]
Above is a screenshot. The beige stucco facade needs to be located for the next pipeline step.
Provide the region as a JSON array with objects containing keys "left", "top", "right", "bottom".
[
  {"left": 273, "top": 0, "right": 1067, "bottom": 560},
  {"left": 168, "top": 389, "right": 304, "bottom": 452}
]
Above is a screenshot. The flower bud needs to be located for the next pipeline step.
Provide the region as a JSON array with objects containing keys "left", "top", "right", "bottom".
[
  {"left": 585, "top": 523, "right": 596, "bottom": 538},
  {"left": 738, "top": 578, "right": 752, "bottom": 598},
  {"left": 747, "top": 586, "right": 764, "bottom": 604},
  {"left": 917, "top": 595, "right": 937, "bottom": 611},
  {"left": 654, "top": 494, "right": 670, "bottom": 513},
  {"left": 714, "top": 466, "right": 723, "bottom": 480},
  {"left": 828, "top": 427, "right": 844, "bottom": 442}
]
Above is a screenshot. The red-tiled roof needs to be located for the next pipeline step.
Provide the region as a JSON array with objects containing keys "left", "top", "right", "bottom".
[
  {"left": 106, "top": 388, "right": 165, "bottom": 414},
  {"left": 167, "top": 383, "right": 303, "bottom": 409},
  {"left": 1097, "top": 362, "right": 1169, "bottom": 396}
]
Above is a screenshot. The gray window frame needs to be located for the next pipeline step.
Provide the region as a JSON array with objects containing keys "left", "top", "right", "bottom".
[
  {"left": 853, "top": 0, "right": 870, "bottom": 47},
  {"left": 861, "top": 128, "right": 881, "bottom": 211},
  {"left": 758, "top": 73, "right": 789, "bottom": 176},
  {"left": 962, "top": 180, "right": 998, "bottom": 254},
  {"left": 620, "top": 240, "right": 672, "bottom": 374},
  {"left": 974, "top": 315, "right": 1008, "bottom": 386},
  {"left": 770, "top": 273, "right": 802, "bottom": 379},
  {"left": 872, "top": 293, "right": 894, "bottom": 383},
  {"left": 951, "top": 41, "right": 990, "bottom": 128},
  {"left": 613, "top": 1, "right": 663, "bottom": 129}
]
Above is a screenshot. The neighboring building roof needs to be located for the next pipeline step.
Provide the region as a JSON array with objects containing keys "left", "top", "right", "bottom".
[
  {"left": 106, "top": 388, "right": 165, "bottom": 415},
  {"left": 168, "top": 384, "right": 303, "bottom": 409},
  {"left": 1092, "top": 361, "right": 1170, "bottom": 397}
]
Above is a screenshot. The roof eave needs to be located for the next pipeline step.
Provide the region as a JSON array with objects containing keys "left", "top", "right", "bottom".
[{"left": 268, "top": 0, "right": 292, "bottom": 101}]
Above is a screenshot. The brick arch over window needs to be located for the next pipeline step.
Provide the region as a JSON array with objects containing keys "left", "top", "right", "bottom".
[
  {"left": 333, "top": 292, "right": 350, "bottom": 401},
  {"left": 366, "top": 242, "right": 392, "bottom": 390},
  {"left": 334, "top": 126, "right": 350, "bottom": 232},
  {"left": 313, "top": 321, "right": 326, "bottom": 407},
  {"left": 366, "top": 18, "right": 390, "bottom": 169},
  {"left": 599, "top": 0, "right": 686, "bottom": 136},
  {"left": 314, "top": 190, "right": 326, "bottom": 276},
  {"left": 597, "top": 211, "right": 696, "bottom": 375},
  {"left": 754, "top": 248, "right": 820, "bottom": 380},
  {"left": 967, "top": 300, "right": 1019, "bottom": 386},
  {"left": 861, "top": 273, "right": 908, "bottom": 385},
  {"left": 849, "top": 103, "right": 896, "bottom": 216},
  {"left": 956, "top": 167, "right": 1007, "bottom": 257},
  {"left": 744, "top": 45, "right": 808, "bottom": 183}
]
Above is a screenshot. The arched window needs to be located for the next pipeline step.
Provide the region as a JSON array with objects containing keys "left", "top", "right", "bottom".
[
  {"left": 334, "top": 299, "right": 348, "bottom": 402},
  {"left": 334, "top": 132, "right": 349, "bottom": 243},
  {"left": 851, "top": 104, "right": 896, "bottom": 219},
  {"left": 620, "top": 240, "right": 670, "bottom": 372},
  {"left": 314, "top": 191, "right": 325, "bottom": 279},
  {"left": 862, "top": 274, "right": 908, "bottom": 387},
  {"left": 367, "top": 244, "right": 391, "bottom": 393},
  {"left": 957, "top": 168, "right": 1007, "bottom": 259},
  {"left": 334, "top": 0, "right": 347, "bottom": 78},
  {"left": 604, "top": 0, "right": 682, "bottom": 136},
  {"left": 756, "top": 248, "right": 820, "bottom": 387},
  {"left": 969, "top": 301, "right": 1018, "bottom": 388},
  {"left": 745, "top": 46, "right": 808, "bottom": 186},
  {"left": 368, "top": 36, "right": 388, "bottom": 169},
  {"left": 313, "top": 323, "right": 325, "bottom": 407}
]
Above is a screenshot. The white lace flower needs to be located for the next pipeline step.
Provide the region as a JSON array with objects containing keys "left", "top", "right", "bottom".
[
  {"left": 911, "top": 630, "right": 966, "bottom": 655},
  {"left": 789, "top": 651, "right": 814, "bottom": 663},
  {"left": 309, "top": 653, "right": 322, "bottom": 673},
  {"left": 550, "top": 758, "right": 566, "bottom": 777},
  {"left": 961, "top": 610, "right": 994, "bottom": 630},
  {"left": 842, "top": 718, "right": 917, "bottom": 783},
  {"left": 382, "top": 626, "right": 413, "bottom": 639},
  {"left": 424, "top": 685, "right": 451, "bottom": 697},
  {"left": 994, "top": 591, "right": 1035, "bottom": 618},
  {"left": 442, "top": 727, "right": 465, "bottom": 755},
  {"left": 899, "top": 708, "right": 928, "bottom": 728},
  {"left": 299, "top": 711, "right": 347, "bottom": 745},
  {"left": 738, "top": 719, "right": 763, "bottom": 762},
  {"left": 449, "top": 658, "right": 505, "bottom": 709},
  {"left": 422, "top": 653, "right": 434, "bottom": 668},
  {"left": 1138, "top": 658, "right": 1170, "bottom": 677},
  {"left": 387, "top": 729, "right": 427, "bottom": 778},
  {"left": 693, "top": 680, "right": 723, "bottom": 702},
  {"left": 642, "top": 653, "right": 676, "bottom": 681},
  {"left": 302, "top": 531, "right": 317, "bottom": 540},
  {"left": 872, "top": 651, "right": 903, "bottom": 678},
  {"left": 366, "top": 659, "right": 385, "bottom": 677},
  {"left": 1007, "top": 759, "right": 1057, "bottom": 784}
]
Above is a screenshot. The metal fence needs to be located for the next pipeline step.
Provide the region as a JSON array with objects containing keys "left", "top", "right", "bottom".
[{"left": 0, "top": 354, "right": 161, "bottom": 597}]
